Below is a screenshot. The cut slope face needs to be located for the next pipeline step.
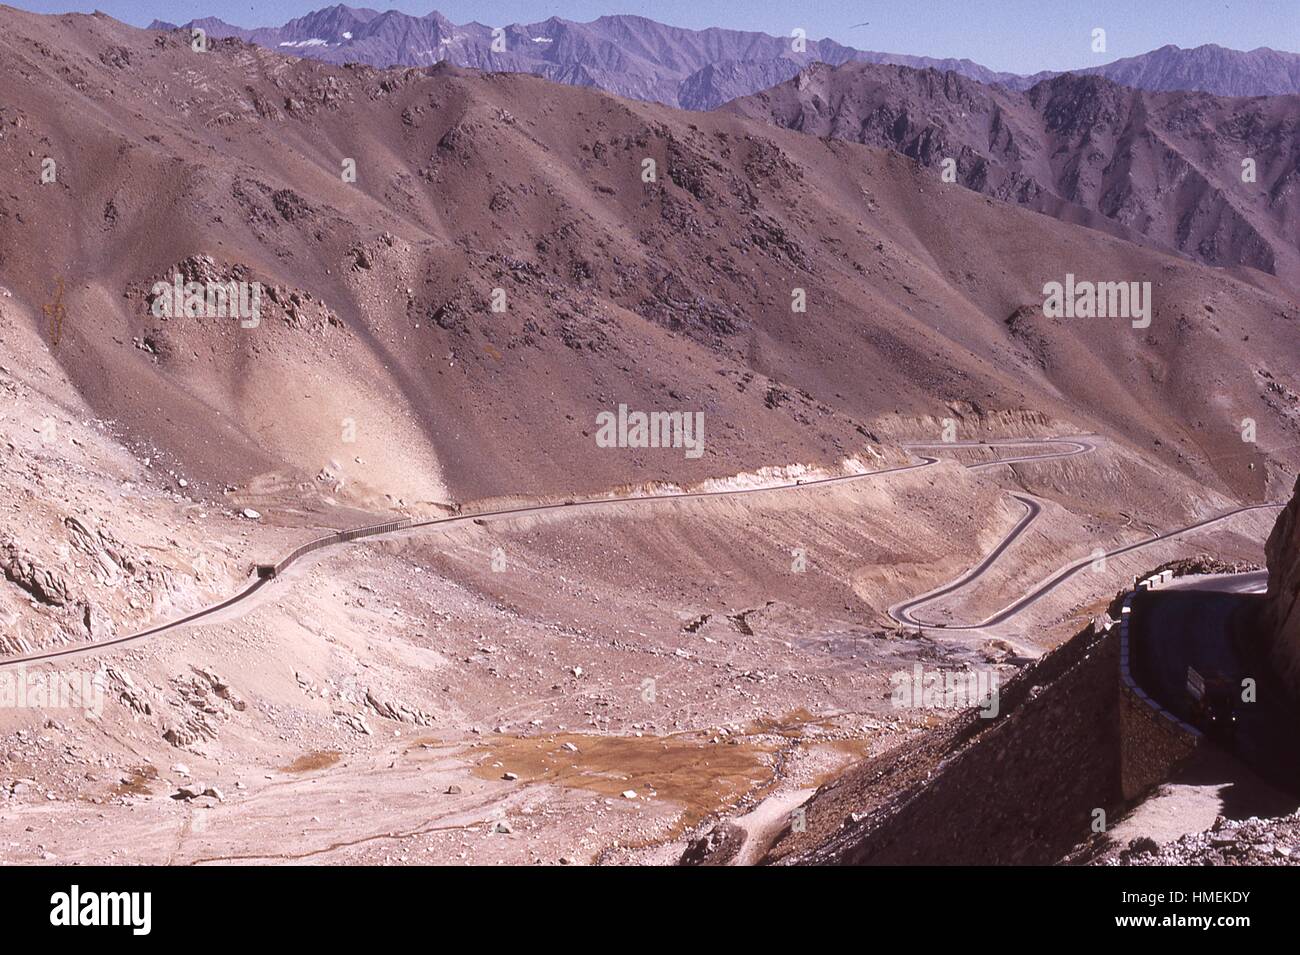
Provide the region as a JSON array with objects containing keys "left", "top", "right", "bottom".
[
  {"left": 1263, "top": 477, "right": 1300, "bottom": 698},
  {"left": 729, "top": 61, "right": 1300, "bottom": 277},
  {"left": 1, "top": 9, "right": 1298, "bottom": 510}
]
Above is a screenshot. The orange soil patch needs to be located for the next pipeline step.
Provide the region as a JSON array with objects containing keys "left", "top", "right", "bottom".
[
  {"left": 467, "top": 732, "right": 775, "bottom": 828},
  {"left": 281, "top": 750, "right": 342, "bottom": 773}
]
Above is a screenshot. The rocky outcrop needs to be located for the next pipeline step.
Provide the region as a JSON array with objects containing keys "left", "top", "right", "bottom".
[
  {"left": 162, "top": 668, "right": 247, "bottom": 752},
  {"left": 678, "top": 822, "right": 746, "bottom": 866},
  {"left": 64, "top": 516, "right": 135, "bottom": 585},
  {"left": 1, "top": 536, "right": 72, "bottom": 606},
  {"left": 1262, "top": 477, "right": 1300, "bottom": 699},
  {"left": 364, "top": 688, "right": 434, "bottom": 727},
  {"left": 96, "top": 665, "right": 152, "bottom": 716}
]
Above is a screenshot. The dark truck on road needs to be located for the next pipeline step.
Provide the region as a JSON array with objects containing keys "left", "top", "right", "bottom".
[{"left": 1186, "top": 666, "right": 1239, "bottom": 743}]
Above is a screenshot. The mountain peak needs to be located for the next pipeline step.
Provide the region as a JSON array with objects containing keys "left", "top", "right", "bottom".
[{"left": 142, "top": 5, "right": 1300, "bottom": 103}]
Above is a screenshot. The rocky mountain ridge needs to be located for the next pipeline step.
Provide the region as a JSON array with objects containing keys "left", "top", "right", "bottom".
[{"left": 149, "top": 7, "right": 1300, "bottom": 107}]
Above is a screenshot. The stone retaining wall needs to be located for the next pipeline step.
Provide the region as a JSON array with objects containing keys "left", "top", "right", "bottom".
[{"left": 1116, "top": 587, "right": 1202, "bottom": 800}]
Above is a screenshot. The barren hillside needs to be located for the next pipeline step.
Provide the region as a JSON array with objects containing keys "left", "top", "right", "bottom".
[
  {"left": 729, "top": 61, "right": 1300, "bottom": 277},
  {"left": 1, "top": 9, "right": 1297, "bottom": 513}
]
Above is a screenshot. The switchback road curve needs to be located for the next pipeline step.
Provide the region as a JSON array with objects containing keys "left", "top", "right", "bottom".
[
  {"left": 0, "top": 433, "right": 1270, "bottom": 667},
  {"left": 889, "top": 496, "right": 1283, "bottom": 632},
  {"left": 4, "top": 444, "right": 955, "bottom": 668}
]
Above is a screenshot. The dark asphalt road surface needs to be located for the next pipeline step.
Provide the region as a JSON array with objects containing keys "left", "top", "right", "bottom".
[{"left": 1130, "top": 583, "right": 1300, "bottom": 794}]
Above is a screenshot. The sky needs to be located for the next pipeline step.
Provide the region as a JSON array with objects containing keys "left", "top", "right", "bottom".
[{"left": 16, "top": 1, "right": 1300, "bottom": 74}]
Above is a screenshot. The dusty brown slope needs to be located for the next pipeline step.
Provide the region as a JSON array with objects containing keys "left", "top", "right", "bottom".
[
  {"left": 728, "top": 61, "right": 1300, "bottom": 278},
  {"left": 756, "top": 619, "right": 1120, "bottom": 865},
  {"left": 1, "top": 8, "right": 1298, "bottom": 509}
]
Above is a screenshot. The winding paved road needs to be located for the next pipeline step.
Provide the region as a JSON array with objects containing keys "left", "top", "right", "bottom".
[
  {"left": 0, "top": 433, "right": 1277, "bottom": 668},
  {"left": 889, "top": 499, "right": 1282, "bottom": 632},
  {"left": 3, "top": 446, "right": 954, "bottom": 669},
  {"left": 886, "top": 435, "right": 1280, "bottom": 631}
]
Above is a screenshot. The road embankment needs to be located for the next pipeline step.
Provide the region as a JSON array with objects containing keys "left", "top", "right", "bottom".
[{"left": 761, "top": 618, "right": 1124, "bottom": 865}]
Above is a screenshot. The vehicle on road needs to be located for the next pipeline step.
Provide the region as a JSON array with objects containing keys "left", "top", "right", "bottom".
[{"left": 1187, "top": 666, "right": 1239, "bottom": 743}]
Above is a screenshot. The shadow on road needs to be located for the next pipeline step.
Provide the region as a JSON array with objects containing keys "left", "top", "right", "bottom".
[{"left": 1131, "top": 588, "right": 1300, "bottom": 795}]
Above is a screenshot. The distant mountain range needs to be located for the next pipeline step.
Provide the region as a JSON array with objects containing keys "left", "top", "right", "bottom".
[
  {"left": 1035, "top": 43, "right": 1300, "bottom": 97},
  {"left": 728, "top": 61, "right": 1300, "bottom": 277},
  {"left": 150, "top": 6, "right": 1300, "bottom": 108}
]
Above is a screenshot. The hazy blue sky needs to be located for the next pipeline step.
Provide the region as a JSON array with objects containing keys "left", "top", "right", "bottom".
[{"left": 18, "top": 1, "right": 1300, "bottom": 73}]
